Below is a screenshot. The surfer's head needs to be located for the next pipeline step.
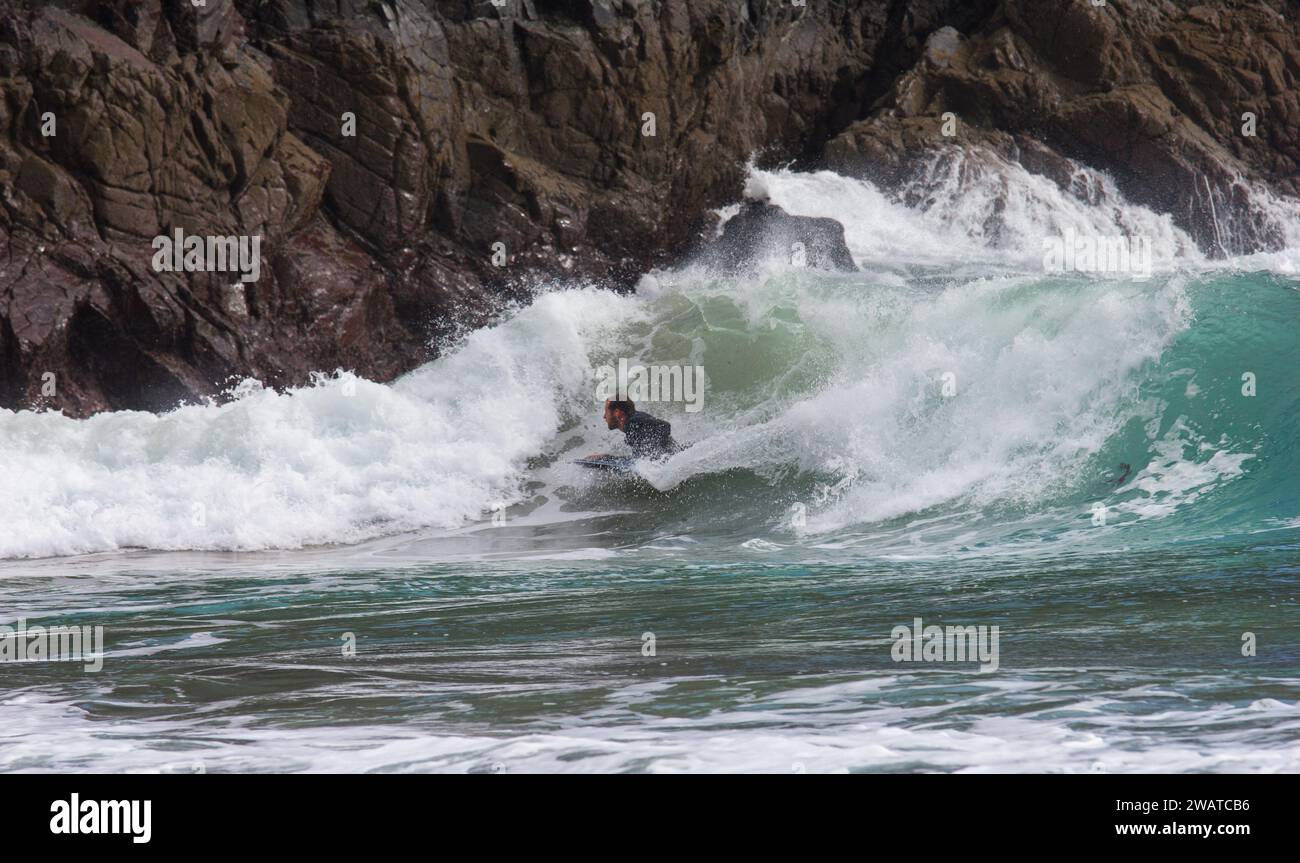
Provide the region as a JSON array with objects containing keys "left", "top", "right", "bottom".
[{"left": 604, "top": 398, "right": 635, "bottom": 430}]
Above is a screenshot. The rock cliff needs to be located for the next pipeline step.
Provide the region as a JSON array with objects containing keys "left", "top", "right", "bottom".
[{"left": 1, "top": 1, "right": 1296, "bottom": 414}]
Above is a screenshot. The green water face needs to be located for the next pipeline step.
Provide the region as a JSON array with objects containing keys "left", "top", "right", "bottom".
[{"left": 543, "top": 270, "right": 1300, "bottom": 556}]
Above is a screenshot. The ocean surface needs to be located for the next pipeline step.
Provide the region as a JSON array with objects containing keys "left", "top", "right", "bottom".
[{"left": 2, "top": 157, "right": 1298, "bottom": 772}]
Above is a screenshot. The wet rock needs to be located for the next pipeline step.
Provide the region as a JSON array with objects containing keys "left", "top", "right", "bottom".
[
  {"left": 824, "top": 0, "right": 1300, "bottom": 255},
  {"left": 701, "top": 202, "right": 857, "bottom": 274},
  {"left": 1, "top": 0, "right": 1296, "bottom": 415}
]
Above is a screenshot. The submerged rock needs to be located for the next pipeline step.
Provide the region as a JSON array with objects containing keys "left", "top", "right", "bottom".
[{"left": 701, "top": 202, "right": 857, "bottom": 274}]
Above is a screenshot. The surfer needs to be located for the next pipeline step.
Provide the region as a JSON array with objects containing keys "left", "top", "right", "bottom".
[{"left": 586, "top": 399, "right": 678, "bottom": 460}]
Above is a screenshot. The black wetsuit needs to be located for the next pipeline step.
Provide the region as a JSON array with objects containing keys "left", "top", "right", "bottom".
[{"left": 623, "top": 411, "right": 677, "bottom": 459}]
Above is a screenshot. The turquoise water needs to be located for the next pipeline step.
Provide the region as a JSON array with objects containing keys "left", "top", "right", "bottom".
[{"left": 2, "top": 263, "right": 1296, "bottom": 772}]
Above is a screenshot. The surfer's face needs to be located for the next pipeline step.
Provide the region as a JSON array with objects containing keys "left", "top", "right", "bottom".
[{"left": 603, "top": 401, "right": 624, "bottom": 430}]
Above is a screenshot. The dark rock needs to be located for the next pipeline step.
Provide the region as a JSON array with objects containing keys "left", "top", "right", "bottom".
[
  {"left": 700, "top": 202, "right": 857, "bottom": 274},
  {"left": 2, "top": 0, "right": 911, "bottom": 414},
  {"left": 0, "top": 0, "right": 1297, "bottom": 415},
  {"left": 823, "top": 0, "right": 1300, "bottom": 256}
]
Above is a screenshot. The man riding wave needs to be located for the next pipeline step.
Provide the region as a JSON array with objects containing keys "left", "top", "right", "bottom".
[{"left": 587, "top": 399, "right": 678, "bottom": 460}]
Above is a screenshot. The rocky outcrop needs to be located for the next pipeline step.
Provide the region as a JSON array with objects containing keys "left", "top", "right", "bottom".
[
  {"left": 0, "top": 0, "right": 928, "bottom": 414},
  {"left": 700, "top": 202, "right": 857, "bottom": 274},
  {"left": 823, "top": 2, "right": 1300, "bottom": 255},
  {"left": 1, "top": 0, "right": 1297, "bottom": 415}
]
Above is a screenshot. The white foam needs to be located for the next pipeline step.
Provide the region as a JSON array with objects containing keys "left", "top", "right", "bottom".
[
  {"left": 0, "top": 288, "right": 640, "bottom": 558},
  {"left": 2, "top": 679, "right": 1295, "bottom": 773},
  {"left": 745, "top": 155, "right": 1202, "bottom": 272}
]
